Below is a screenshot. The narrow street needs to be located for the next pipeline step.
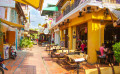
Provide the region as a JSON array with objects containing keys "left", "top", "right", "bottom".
[{"left": 4, "top": 45, "right": 69, "bottom": 74}]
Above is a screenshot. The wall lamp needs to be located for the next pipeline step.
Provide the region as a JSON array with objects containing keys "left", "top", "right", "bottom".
[
  {"left": 86, "top": 6, "right": 92, "bottom": 13},
  {"left": 78, "top": 11, "right": 82, "bottom": 17}
]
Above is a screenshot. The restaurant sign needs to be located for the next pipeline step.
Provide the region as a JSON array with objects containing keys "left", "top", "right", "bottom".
[{"left": 0, "top": 0, "right": 15, "bottom": 8}]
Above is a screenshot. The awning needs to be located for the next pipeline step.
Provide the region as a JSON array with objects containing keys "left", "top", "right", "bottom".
[
  {"left": 41, "top": 6, "right": 58, "bottom": 16},
  {"left": 1, "top": 19, "right": 24, "bottom": 28},
  {"left": 14, "top": 0, "right": 44, "bottom": 11}
]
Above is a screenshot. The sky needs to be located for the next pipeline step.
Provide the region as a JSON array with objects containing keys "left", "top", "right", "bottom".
[{"left": 29, "top": 0, "right": 58, "bottom": 29}]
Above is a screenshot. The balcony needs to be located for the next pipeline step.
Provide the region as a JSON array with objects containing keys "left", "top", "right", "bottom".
[
  {"left": 55, "top": 0, "right": 120, "bottom": 25},
  {"left": 63, "top": 0, "right": 81, "bottom": 16},
  {"left": 96, "top": 0, "right": 120, "bottom": 4},
  {"left": 56, "top": 12, "right": 63, "bottom": 22}
]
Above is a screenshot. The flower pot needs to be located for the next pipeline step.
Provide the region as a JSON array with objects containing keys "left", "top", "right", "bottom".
[{"left": 119, "top": 63, "right": 120, "bottom": 66}]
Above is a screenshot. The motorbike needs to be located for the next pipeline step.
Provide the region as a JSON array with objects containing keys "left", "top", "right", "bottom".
[
  {"left": 0, "top": 57, "right": 8, "bottom": 74},
  {"left": 10, "top": 46, "right": 17, "bottom": 60}
]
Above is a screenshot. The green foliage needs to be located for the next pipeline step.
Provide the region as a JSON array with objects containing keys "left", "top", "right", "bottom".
[
  {"left": 19, "top": 37, "right": 33, "bottom": 48},
  {"left": 112, "top": 42, "right": 120, "bottom": 63}
]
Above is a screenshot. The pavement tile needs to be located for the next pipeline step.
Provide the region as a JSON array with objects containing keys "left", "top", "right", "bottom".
[{"left": 3, "top": 45, "right": 112, "bottom": 74}]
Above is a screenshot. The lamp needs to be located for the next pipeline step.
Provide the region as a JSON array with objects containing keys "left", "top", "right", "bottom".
[
  {"left": 67, "top": 19, "right": 70, "bottom": 23},
  {"left": 78, "top": 12, "right": 82, "bottom": 17},
  {"left": 105, "top": 8, "right": 109, "bottom": 15},
  {"left": 62, "top": 22, "right": 64, "bottom": 25},
  {"left": 86, "top": 7, "right": 91, "bottom": 13},
  {"left": 58, "top": 24, "right": 61, "bottom": 27}
]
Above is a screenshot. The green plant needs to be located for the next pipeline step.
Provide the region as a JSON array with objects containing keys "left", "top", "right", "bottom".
[
  {"left": 19, "top": 37, "right": 33, "bottom": 48},
  {"left": 112, "top": 42, "right": 120, "bottom": 63}
]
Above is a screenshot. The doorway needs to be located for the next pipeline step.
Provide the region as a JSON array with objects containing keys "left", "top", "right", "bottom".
[
  {"left": 104, "top": 24, "right": 120, "bottom": 49},
  {"left": 76, "top": 23, "right": 87, "bottom": 52},
  {"left": 65, "top": 29, "right": 68, "bottom": 48}
]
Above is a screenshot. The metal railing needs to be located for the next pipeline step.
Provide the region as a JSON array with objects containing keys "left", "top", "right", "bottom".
[
  {"left": 96, "top": 0, "right": 120, "bottom": 4},
  {"left": 63, "top": 0, "right": 81, "bottom": 16},
  {"left": 56, "top": 11, "right": 63, "bottom": 22}
]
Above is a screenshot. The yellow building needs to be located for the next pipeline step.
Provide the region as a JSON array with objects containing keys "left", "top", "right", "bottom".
[{"left": 53, "top": 0, "right": 120, "bottom": 64}]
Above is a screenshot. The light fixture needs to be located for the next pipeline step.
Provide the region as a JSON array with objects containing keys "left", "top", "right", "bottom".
[
  {"left": 105, "top": 8, "right": 109, "bottom": 15},
  {"left": 62, "top": 22, "right": 64, "bottom": 25},
  {"left": 78, "top": 12, "right": 82, "bottom": 17},
  {"left": 86, "top": 7, "right": 91, "bottom": 13},
  {"left": 58, "top": 24, "right": 61, "bottom": 27},
  {"left": 67, "top": 19, "right": 70, "bottom": 23}
]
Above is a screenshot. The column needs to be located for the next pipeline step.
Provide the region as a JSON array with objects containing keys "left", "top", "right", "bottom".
[
  {"left": 68, "top": 26, "right": 72, "bottom": 50},
  {"left": 87, "top": 20, "right": 105, "bottom": 64},
  {"left": 60, "top": 30, "right": 63, "bottom": 46},
  {"left": 72, "top": 26, "right": 76, "bottom": 50}
]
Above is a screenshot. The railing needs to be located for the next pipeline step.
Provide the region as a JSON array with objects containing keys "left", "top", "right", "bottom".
[
  {"left": 63, "top": 0, "right": 81, "bottom": 16},
  {"left": 56, "top": 12, "right": 63, "bottom": 22},
  {"left": 96, "top": 0, "right": 120, "bottom": 4},
  {"left": 56, "top": 0, "right": 87, "bottom": 22}
]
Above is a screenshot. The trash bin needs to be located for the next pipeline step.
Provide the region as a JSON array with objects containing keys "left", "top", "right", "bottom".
[{"left": 3, "top": 45, "right": 10, "bottom": 59}]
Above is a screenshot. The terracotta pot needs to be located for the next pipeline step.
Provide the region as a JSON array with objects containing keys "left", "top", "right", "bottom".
[{"left": 119, "top": 63, "right": 120, "bottom": 66}]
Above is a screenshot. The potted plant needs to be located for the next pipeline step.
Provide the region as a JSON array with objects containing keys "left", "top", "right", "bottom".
[{"left": 112, "top": 42, "right": 120, "bottom": 65}]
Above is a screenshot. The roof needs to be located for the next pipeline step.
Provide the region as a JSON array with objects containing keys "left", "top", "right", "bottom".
[
  {"left": 15, "top": 0, "right": 44, "bottom": 11},
  {"left": 43, "top": 6, "right": 58, "bottom": 11},
  {"left": 41, "top": 6, "right": 58, "bottom": 16}
]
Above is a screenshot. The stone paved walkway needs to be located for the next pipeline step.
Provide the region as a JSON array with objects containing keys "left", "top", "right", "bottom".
[
  {"left": 3, "top": 45, "right": 110, "bottom": 74},
  {"left": 4, "top": 45, "right": 70, "bottom": 74}
]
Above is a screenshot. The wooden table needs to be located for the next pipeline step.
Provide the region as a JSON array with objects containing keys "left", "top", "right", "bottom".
[{"left": 66, "top": 54, "right": 86, "bottom": 74}]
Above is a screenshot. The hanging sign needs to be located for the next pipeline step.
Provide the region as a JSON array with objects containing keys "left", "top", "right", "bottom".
[{"left": 0, "top": 0, "right": 15, "bottom": 8}]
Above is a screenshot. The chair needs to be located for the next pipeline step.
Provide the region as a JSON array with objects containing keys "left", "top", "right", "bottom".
[{"left": 96, "top": 51, "right": 106, "bottom": 64}]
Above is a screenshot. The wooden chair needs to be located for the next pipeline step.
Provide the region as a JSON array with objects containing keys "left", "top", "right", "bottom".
[{"left": 96, "top": 51, "right": 106, "bottom": 64}]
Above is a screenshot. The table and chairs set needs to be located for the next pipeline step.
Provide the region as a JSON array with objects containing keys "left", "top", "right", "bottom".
[{"left": 45, "top": 44, "right": 88, "bottom": 74}]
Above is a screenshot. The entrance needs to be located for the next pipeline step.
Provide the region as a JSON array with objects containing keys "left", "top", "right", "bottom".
[
  {"left": 76, "top": 23, "right": 87, "bottom": 53},
  {"left": 104, "top": 24, "right": 120, "bottom": 49},
  {"left": 65, "top": 29, "right": 68, "bottom": 48}
]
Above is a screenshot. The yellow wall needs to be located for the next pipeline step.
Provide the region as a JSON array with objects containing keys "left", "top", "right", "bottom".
[
  {"left": 70, "top": 0, "right": 74, "bottom": 4},
  {"left": 62, "top": 30, "right": 65, "bottom": 41},
  {"left": 87, "top": 20, "right": 105, "bottom": 64},
  {"left": 59, "top": 8, "right": 117, "bottom": 63},
  {"left": 72, "top": 26, "right": 76, "bottom": 50},
  {"left": 60, "top": 30, "right": 63, "bottom": 41},
  {"left": 68, "top": 26, "right": 72, "bottom": 50}
]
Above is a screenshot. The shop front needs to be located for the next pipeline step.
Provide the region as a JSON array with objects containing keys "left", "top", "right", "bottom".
[{"left": 59, "top": 7, "right": 118, "bottom": 64}]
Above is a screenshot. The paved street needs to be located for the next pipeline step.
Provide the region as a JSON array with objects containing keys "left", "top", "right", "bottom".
[{"left": 4, "top": 45, "right": 70, "bottom": 74}]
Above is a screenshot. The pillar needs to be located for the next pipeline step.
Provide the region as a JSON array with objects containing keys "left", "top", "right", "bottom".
[
  {"left": 68, "top": 26, "right": 72, "bottom": 50},
  {"left": 60, "top": 30, "right": 63, "bottom": 41},
  {"left": 87, "top": 20, "right": 105, "bottom": 64},
  {"left": 72, "top": 26, "right": 76, "bottom": 50}
]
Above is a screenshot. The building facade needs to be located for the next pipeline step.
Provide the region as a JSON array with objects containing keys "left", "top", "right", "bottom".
[
  {"left": 52, "top": 0, "right": 120, "bottom": 64},
  {"left": 0, "top": 1, "right": 27, "bottom": 58}
]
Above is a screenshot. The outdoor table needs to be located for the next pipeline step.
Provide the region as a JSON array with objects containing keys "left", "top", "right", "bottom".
[{"left": 66, "top": 55, "right": 85, "bottom": 74}]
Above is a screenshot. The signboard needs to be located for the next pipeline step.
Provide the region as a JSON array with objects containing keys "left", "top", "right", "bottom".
[
  {"left": 0, "top": 7, "right": 5, "bottom": 19},
  {"left": 0, "top": 0, "right": 15, "bottom": 8}
]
